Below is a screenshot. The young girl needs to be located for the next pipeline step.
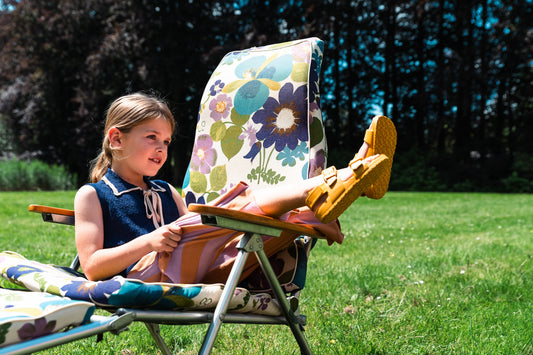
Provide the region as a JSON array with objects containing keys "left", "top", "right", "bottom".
[{"left": 75, "top": 93, "right": 396, "bottom": 284}]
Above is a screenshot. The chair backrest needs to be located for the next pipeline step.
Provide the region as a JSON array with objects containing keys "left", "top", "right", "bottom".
[{"left": 182, "top": 37, "right": 327, "bottom": 205}]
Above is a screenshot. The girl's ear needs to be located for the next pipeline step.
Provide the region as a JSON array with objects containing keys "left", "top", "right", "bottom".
[{"left": 108, "top": 127, "right": 123, "bottom": 149}]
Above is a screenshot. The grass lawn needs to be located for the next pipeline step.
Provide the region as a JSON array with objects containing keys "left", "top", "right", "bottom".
[{"left": 1, "top": 191, "right": 532, "bottom": 354}]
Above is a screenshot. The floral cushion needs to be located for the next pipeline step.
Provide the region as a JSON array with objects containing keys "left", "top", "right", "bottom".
[
  {"left": 0, "top": 251, "right": 281, "bottom": 316},
  {"left": 0, "top": 288, "right": 94, "bottom": 348},
  {"left": 182, "top": 37, "right": 326, "bottom": 205}
]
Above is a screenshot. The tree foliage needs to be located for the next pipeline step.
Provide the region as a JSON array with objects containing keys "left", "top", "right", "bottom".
[{"left": 0, "top": 0, "right": 531, "bottom": 191}]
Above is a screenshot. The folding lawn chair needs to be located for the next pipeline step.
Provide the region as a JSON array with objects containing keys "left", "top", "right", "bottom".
[
  {"left": 0, "top": 287, "right": 133, "bottom": 355},
  {"left": 1, "top": 37, "right": 329, "bottom": 354}
]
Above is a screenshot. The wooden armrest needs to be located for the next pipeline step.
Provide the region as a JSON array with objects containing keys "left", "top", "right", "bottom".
[
  {"left": 188, "top": 204, "right": 325, "bottom": 239},
  {"left": 29, "top": 204, "right": 75, "bottom": 217},
  {"left": 28, "top": 203, "right": 324, "bottom": 237},
  {"left": 28, "top": 204, "right": 75, "bottom": 225}
]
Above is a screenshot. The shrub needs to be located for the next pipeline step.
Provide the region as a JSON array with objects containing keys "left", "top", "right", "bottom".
[
  {"left": 501, "top": 172, "right": 533, "bottom": 193},
  {"left": 389, "top": 149, "right": 447, "bottom": 191},
  {"left": 0, "top": 159, "right": 77, "bottom": 191}
]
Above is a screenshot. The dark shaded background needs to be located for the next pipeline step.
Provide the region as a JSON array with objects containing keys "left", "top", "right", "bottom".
[{"left": 1, "top": 0, "right": 532, "bottom": 191}]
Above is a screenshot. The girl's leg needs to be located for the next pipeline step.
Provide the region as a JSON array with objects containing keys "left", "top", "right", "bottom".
[{"left": 253, "top": 142, "right": 370, "bottom": 217}]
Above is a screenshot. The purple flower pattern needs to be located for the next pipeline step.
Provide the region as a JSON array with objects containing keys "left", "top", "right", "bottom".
[
  {"left": 209, "top": 93, "right": 232, "bottom": 121},
  {"left": 17, "top": 318, "right": 56, "bottom": 341},
  {"left": 239, "top": 122, "right": 258, "bottom": 147},
  {"left": 308, "top": 149, "right": 326, "bottom": 178},
  {"left": 190, "top": 135, "right": 217, "bottom": 174}
]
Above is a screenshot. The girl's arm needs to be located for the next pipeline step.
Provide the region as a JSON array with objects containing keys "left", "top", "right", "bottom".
[
  {"left": 74, "top": 185, "right": 182, "bottom": 281},
  {"left": 169, "top": 184, "right": 189, "bottom": 217}
]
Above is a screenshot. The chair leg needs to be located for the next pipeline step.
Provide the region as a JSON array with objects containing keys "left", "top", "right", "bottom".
[
  {"left": 200, "top": 231, "right": 312, "bottom": 354},
  {"left": 144, "top": 323, "right": 172, "bottom": 355},
  {"left": 255, "top": 247, "right": 313, "bottom": 355},
  {"left": 198, "top": 232, "right": 253, "bottom": 354}
]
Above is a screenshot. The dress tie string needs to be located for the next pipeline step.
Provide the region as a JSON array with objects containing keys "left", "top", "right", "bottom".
[{"left": 143, "top": 189, "right": 165, "bottom": 229}]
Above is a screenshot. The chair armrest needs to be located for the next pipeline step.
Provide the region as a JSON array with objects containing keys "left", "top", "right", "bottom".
[
  {"left": 28, "top": 204, "right": 75, "bottom": 226},
  {"left": 188, "top": 204, "right": 326, "bottom": 239}
]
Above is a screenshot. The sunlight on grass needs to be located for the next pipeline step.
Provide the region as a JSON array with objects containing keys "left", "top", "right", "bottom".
[
  {"left": 305, "top": 192, "right": 533, "bottom": 354},
  {"left": 1, "top": 191, "right": 532, "bottom": 354}
]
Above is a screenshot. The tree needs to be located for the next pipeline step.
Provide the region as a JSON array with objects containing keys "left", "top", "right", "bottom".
[{"left": 1, "top": 0, "right": 532, "bottom": 190}]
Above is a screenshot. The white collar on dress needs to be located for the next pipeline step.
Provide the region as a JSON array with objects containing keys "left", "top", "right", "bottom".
[{"left": 102, "top": 173, "right": 167, "bottom": 228}]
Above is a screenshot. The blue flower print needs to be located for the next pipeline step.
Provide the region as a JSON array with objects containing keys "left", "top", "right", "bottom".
[
  {"left": 109, "top": 281, "right": 204, "bottom": 309},
  {"left": 243, "top": 141, "right": 261, "bottom": 163},
  {"left": 301, "top": 162, "right": 309, "bottom": 180},
  {"left": 276, "top": 141, "right": 308, "bottom": 167},
  {"left": 309, "top": 44, "right": 324, "bottom": 104},
  {"left": 209, "top": 79, "right": 225, "bottom": 96},
  {"left": 309, "top": 59, "right": 319, "bottom": 103},
  {"left": 61, "top": 278, "right": 122, "bottom": 305},
  {"left": 182, "top": 166, "right": 190, "bottom": 190},
  {"left": 155, "top": 285, "right": 205, "bottom": 309},
  {"left": 5, "top": 265, "right": 43, "bottom": 279},
  {"left": 220, "top": 50, "right": 249, "bottom": 66},
  {"left": 224, "top": 54, "right": 294, "bottom": 115},
  {"left": 107, "top": 280, "right": 166, "bottom": 307},
  {"left": 185, "top": 191, "right": 206, "bottom": 206},
  {"left": 252, "top": 82, "right": 308, "bottom": 152},
  {"left": 313, "top": 42, "right": 324, "bottom": 73}
]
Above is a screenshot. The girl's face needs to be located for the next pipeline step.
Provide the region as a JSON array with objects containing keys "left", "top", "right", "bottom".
[{"left": 111, "top": 118, "right": 172, "bottom": 185}]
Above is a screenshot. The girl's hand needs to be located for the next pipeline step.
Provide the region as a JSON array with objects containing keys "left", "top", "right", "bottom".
[{"left": 146, "top": 224, "right": 182, "bottom": 252}]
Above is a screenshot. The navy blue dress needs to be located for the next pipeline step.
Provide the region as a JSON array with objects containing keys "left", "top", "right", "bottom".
[{"left": 89, "top": 169, "right": 180, "bottom": 276}]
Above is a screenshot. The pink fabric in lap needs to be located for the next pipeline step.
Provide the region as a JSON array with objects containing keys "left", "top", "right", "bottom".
[{"left": 127, "top": 182, "right": 343, "bottom": 284}]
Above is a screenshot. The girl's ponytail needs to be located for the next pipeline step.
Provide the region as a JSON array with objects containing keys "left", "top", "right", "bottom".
[
  {"left": 89, "top": 148, "right": 113, "bottom": 183},
  {"left": 89, "top": 124, "right": 115, "bottom": 182}
]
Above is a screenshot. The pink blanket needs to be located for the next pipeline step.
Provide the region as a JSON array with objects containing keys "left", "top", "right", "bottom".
[{"left": 128, "top": 182, "right": 343, "bottom": 284}]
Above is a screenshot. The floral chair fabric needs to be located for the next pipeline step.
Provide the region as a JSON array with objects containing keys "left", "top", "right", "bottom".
[
  {"left": 0, "top": 288, "right": 94, "bottom": 348},
  {"left": 182, "top": 37, "right": 326, "bottom": 292},
  {"left": 0, "top": 251, "right": 281, "bottom": 316},
  {"left": 182, "top": 37, "right": 326, "bottom": 205}
]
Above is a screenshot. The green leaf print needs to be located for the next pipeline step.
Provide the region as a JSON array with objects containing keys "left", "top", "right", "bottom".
[
  {"left": 0, "top": 323, "right": 11, "bottom": 344},
  {"left": 210, "top": 121, "right": 227, "bottom": 142},
  {"left": 209, "top": 165, "right": 228, "bottom": 192},
  {"left": 205, "top": 192, "right": 220, "bottom": 203},
  {"left": 221, "top": 126, "right": 244, "bottom": 160},
  {"left": 190, "top": 171, "right": 208, "bottom": 194},
  {"left": 310, "top": 116, "right": 324, "bottom": 148},
  {"left": 291, "top": 62, "right": 309, "bottom": 82},
  {"left": 230, "top": 108, "right": 250, "bottom": 126}
]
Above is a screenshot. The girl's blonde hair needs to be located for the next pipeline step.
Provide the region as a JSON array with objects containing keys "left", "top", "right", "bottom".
[{"left": 90, "top": 93, "right": 176, "bottom": 183}]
